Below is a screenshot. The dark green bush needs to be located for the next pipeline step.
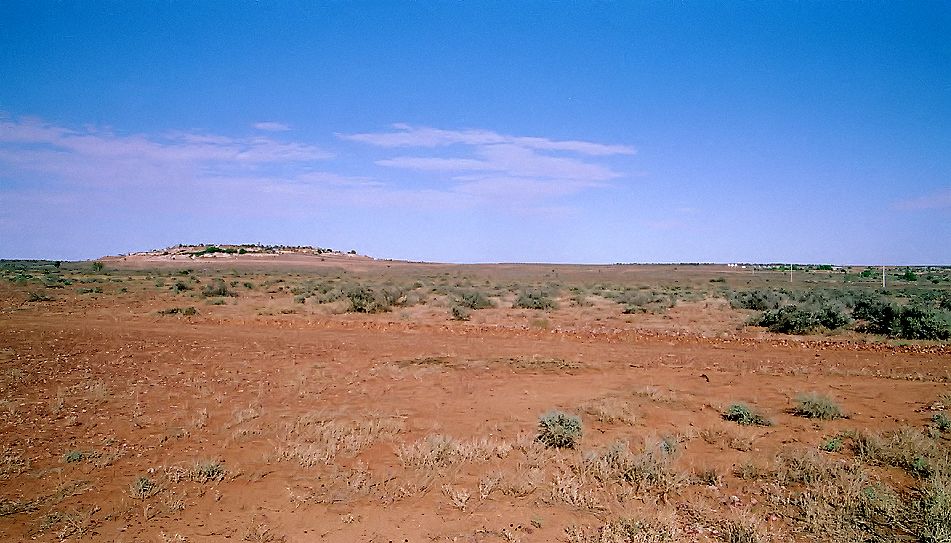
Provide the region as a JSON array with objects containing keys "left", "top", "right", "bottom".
[
  {"left": 729, "top": 289, "right": 784, "bottom": 311},
  {"left": 173, "top": 280, "right": 192, "bottom": 292},
  {"left": 814, "top": 303, "right": 853, "bottom": 329},
  {"left": 514, "top": 290, "right": 557, "bottom": 310},
  {"left": 201, "top": 279, "right": 235, "bottom": 297},
  {"left": 537, "top": 410, "right": 582, "bottom": 449},
  {"left": 756, "top": 305, "right": 816, "bottom": 334},
  {"left": 858, "top": 302, "right": 950, "bottom": 340},
  {"left": 346, "top": 285, "right": 405, "bottom": 313},
  {"left": 756, "top": 303, "right": 851, "bottom": 334},
  {"left": 722, "top": 403, "right": 772, "bottom": 426},
  {"left": 346, "top": 286, "right": 377, "bottom": 312},
  {"left": 852, "top": 297, "right": 894, "bottom": 323},
  {"left": 455, "top": 290, "right": 493, "bottom": 309},
  {"left": 893, "top": 306, "right": 950, "bottom": 340}
]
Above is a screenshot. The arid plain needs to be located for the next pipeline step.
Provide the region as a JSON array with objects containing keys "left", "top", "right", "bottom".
[{"left": 2, "top": 247, "right": 949, "bottom": 542}]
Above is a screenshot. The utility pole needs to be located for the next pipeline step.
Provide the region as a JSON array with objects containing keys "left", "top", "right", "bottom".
[
  {"left": 882, "top": 265, "right": 886, "bottom": 289},
  {"left": 789, "top": 263, "right": 793, "bottom": 283}
]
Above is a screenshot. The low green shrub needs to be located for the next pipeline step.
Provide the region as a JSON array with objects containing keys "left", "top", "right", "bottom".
[
  {"left": 854, "top": 297, "right": 950, "bottom": 340},
  {"left": 537, "top": 410, "right": 582, "bottom": 449},
  {"left": 63, "top": 450, "right": 85, "bottom": 463},
  {"left": 820, "top": 435, "right": 844, "bottom": 452},
  {"left": 347, "top": 286, "right": 380, "bottom": 313},
  {"left": 454, "top": 290, "right": 493, "bottom": 309},
  {"left": 756, "top": 303, "right": 851, "bottom": 334},
  {"left": 793, "top": 393, "right": 844, "bottom": 420},
  {"left": 514, "top": 290, "right": 557, "bottom": 310},
  {"left": 933, "top": 413, "right": 951, "bottom": 433},
  {"left": 729, "top": 289, "right": 784, "bottom": 310},
  {"left": 192, "top": 460, "right": 226, "bottom": 483},
  {"left": 201, "top": 279, "right": 235, "bottom": 297},
  {"left": 892, "top": 306, "right": 951, "bottom": 340},
  {"left": 722, "top": 403, "right": 772, "bottom": 426},
  {"left": 346, "top": 285, "right": 405, "bottom": 313}
]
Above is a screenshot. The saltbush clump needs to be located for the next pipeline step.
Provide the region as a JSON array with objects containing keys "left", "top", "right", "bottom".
[
  {"left": 890, "top": 306, "right": 951, "bottom": 340},
  {"left": 346, "top": 285, "right": 405, "bottom": 313},
  {"left": 63, "top": 450, "right": 85, "bottom": 463},
  {"left": 722, "top": 403, "right": 772, "bottom": 426},
  {"left": 854, "top": 299, "right": 950, "bottom": 340},
  {"left": 454, "top": 290, "right": 493, "bottom": 310},
  {"left": 201, "top": 279, "right": 235, "bottom": 298},
  {"left": 793, "top": 393, "right": 845, "bottom": 420},
  {"left": 729, "top": 289, "right": 784, "bottom": 311},
  {"left": 514, "top": 290, "right": 557, "bottom": 310},
  {"left": 933, "top": 413, "right": 951, "bottom": 433},
  {"left": 537, "top": 410, "right": 582, "bottom": 449},
  {"left": 756, "top": 303, "right": 851, "bottom": 334}
]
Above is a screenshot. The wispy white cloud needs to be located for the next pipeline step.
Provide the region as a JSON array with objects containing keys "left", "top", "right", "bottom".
[
  {"left": 0, "top": 115, "right": 479, "bottom": 231},
  {"left": 253, "top": 121, "right": 292, "bottom": 132},
  {"left": 0, "top": 116, "right": 334, "bottom": 188},
  {"left": 341, "top": 123, "right": 635, "bottom": 156},
  {"left": 0, "top": 115, "right": 639, "bottom": 233},
  {"left": 895, "top": 187, "right": 951, "bottom": 211},
  {"left": 377, "top": 156, "right": 491, "bottom": 171},
  {"left": 343, "top": 124, "right": 634, "bottom": 200}
]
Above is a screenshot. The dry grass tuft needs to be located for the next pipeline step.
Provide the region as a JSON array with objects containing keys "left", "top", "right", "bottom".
[
  {"left": 441, "top": 484, "right": 471, "bottom": 511},
  {"left": 165, "top": 460, "right": 226, "bottom": 484},
  {"left": 582, "top": 396, "right": 638, "bottom": 425},
  {"left": 565, "top": 516, "right": 677, "bottom": 543},
  {"left": 397, "top": 434, "right": 510, "bottom": 469},
  {"left": 277, "top": 413, "right": 404, "bottom": 467},
  {"left": 551, "top": 468, "right": 603, "bottom": 511},
  {"left": 582, "top": 440, "right": 684, "bottom": 496}
]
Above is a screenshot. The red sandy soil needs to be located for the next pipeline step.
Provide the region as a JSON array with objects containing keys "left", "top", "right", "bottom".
[{"left": 1, "top": 256, "right": 948, "bottom": 542}]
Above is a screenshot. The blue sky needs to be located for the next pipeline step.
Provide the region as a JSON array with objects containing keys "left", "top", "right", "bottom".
[{"left": 1, "top": 2, "right": 949, "bottom": 264}]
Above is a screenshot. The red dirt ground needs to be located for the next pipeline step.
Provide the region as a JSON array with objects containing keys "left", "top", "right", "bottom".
[{"left": 1, "top": 256, "right": 948, "bottom": 542}]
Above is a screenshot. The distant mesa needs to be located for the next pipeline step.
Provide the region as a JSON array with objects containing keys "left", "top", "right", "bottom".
[{"left": 102, "top": 243, "right": 368, "bottom": 262}]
